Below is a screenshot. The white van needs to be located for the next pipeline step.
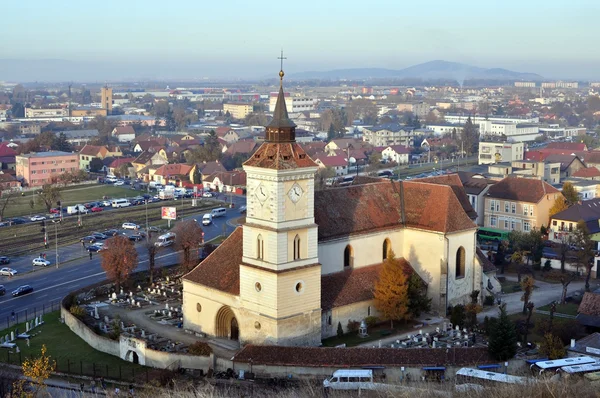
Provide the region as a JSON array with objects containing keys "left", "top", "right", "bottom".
[
  {"left": 202, "top": 214, "right": 213, "bottom": 226},
  {"left": 155, "top": 232, "right": 176, "bottom": 247},
  {"left": 323, "top": 369, "right": 375, "bottom": 391},
  {"left": 111, "top": 198, "right": 131, "bottom": 208},
  {"left": 211, "top": 207, "right": 227, "bottom": 218}
]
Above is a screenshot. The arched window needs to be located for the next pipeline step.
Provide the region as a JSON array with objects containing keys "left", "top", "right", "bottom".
[
  {"left": 257, "top": 234, "right": 264, "bottom": 260},
  {"left": 383, "top": 238, "right": 391, "bottom": 261},
  {"left": 293, "top": 234, "right": 301, "bottom": 260},
  {"left": 344, "top": 245, "right": 353, "bottom": 268},
  {"left": 367, "top": 306, "right": 371, "bottom": 316},
  {"left": 455, "top": 246, "right": 465, "bottom": 279}
]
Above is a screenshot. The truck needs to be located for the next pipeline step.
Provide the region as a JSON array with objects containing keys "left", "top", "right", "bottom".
[
  {"left": 67, "top": 204, "right": 88, "bottom": 215},
  {"left": 159, "top": 186, "right": 175, "bottom": 200}
]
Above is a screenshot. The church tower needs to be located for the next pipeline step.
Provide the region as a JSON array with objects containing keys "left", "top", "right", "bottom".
[{"left": 240, "top": 61, "right": 322, "bottom": 346}]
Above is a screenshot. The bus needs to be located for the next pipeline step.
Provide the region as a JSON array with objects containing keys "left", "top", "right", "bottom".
[
  {"left": 477, "top": 227, "right": 510, "bottom": 243},
  {"left": 455, "top": 368, "right": 528, "bottom": 387},
  {"left": 558, "top": 362, "right": 600, "bottom": 377},
  {"left": 530, "top": 357, "right": 597, "bottom": 375}
]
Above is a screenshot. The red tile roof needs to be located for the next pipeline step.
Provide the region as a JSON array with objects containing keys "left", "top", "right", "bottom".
[
  {"left": 113, "top": 126, "right": 135, "bottom": 135},
  {"left": 315, "top": 154, "right": 347, "bottom": 168},
  {"left": 578, "top": 292, "right": 600, "bottom": 316},
  {"left": 154, "top": 163, "right": 193, "bottom": 177},
  {"left": 204, "top": 171, "right": 246, "bottom": 186},
  {"left": 243, "top": 143, "right": 317, "bottom": 170},
  {"left": 79, "top": 144, "right": 105, "bottom": 157},
  {"left": 486, "top": 177, "right": 560, "bottom": 204},
  {"left": 233, "top": 345, "right": 493, "bottom": 367},
  {"left": 300, "top": 142, "right": 327, "bottom": 157},
  {"left": 417, "top": 174, "right": 477, "bottom": 220},
  {"left": 547, "top": 142, "right": 587, "bottom": 151},
  {"left": 199, "top": 161, "right": 227, "bottom": 175},
  {"left": 573, "top": 167, "right": 600, "bottom": 178},
  {"left": 183, "top": 227, "right": 242, "bottom": 295},
  {"left": 225, "top": 141, "right": 258, "bottom": 156},
  {"left": 108, "top": 157, "right": 135, "bottom": 168},
  {"left": 0, "top": 142, "right": 17, "bottom": 157}
]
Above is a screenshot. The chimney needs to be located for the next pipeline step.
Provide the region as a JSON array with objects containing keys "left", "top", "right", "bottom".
[{"left": 570, "top": 339, "right": 576, "bottom": 348}]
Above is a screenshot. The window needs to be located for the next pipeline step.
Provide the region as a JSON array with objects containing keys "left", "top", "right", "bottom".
[
  {"left": 293, "top": 234, "right": 300, "bottom": 260},
  {"left": 257, "top": 234, "right": 264, "bottom": 260},
  {"left": 523, "top": 205, "right": 528, "bottom": 215},
  {"left": 368, "top": 306, "right": 371, "bottom": 316},
  {"left": 455, "top": 247, "right": 465, "bottom": 279},
  {"left": 490, "top": 215, "right": 497, "bottom": 227},
  {"left": 504, "top": 220, "right": 509, "bottom": 229},
  {"left": 524, "top": 222, "right": 531, "bottom": 232},
  {"left": 295, "top": 282, "right": 303, "bottom": 293},
  {"left": 344, "top": 245, "right": 353, "bottom": 267},
  {"left": 383, "top": 238, "right": 391, "bottom": 261},
  {"left": 530, "top": 206, "right": 534, "bottom": 216},
  {"left": 489, "top": 200, "right": 499, "bottom": 211},
  {"left": 511, "top": 221, "right": 516, "bottom": 230},
  {"left": 505, "top": 202, "right": 509, "bottom": 212},
  {"left": 511, "top": 203, "right": 516, "bottom": 214},
  {"left": 552, "top": 220, "right": 557, "bottom": 226}
]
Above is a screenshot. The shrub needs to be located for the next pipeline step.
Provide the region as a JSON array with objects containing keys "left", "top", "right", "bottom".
[
  {"left": 365, "top": 316, "right": 379, "bottom": 328},
  {"left": 336, "top": 322, "right": 344, "bottom": 338},
  {"left": 484, "top": 295, "right": 495, "bottom": 306},
  {"left": 539, "top": 333, "right": 566, "bottom": 360},
  {"left": 552, "top": 320, "right": 585, "bottom": 345},
  {"left": 347, "top": 320, "right": 360, "bottom": 332},
  {"left": 69, "top": 305, "right": 85, "bottom": 319},
  {"left": 188, "top": 342, "right": 212, "bottom": 356},
  {"left": 450, "top": 305, "right": 466, "bottom": 329},
  {"left": 543, "top": 260, "right": 552, "bottom": 272}
]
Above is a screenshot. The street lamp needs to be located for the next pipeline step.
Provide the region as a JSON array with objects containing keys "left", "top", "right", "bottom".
[{"left": 52, "top": 219, "right": 60, "bottom": 268}]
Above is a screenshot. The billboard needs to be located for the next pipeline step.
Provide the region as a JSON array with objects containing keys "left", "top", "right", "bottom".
[{"left": 161, "top": 207, "right": 177, "bottom": 220}]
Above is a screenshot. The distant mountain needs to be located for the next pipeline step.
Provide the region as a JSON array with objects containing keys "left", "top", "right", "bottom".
[{"left": 290, "top": 60, "right": 543, "bottom": 81}]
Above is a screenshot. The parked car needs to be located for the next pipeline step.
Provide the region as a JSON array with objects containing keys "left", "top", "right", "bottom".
[
  {"left": 239, "top": 205, "right": 247, "bottom": 214},
  {"left": 12, "top": 285, "right": 33, "bottom": 297},
  {"left": 83, "top": 203, "right": 93, "bottom": 209},
  {"left": 0, "top": 267, "right": 16, "bottom": 276},
  {"left": 49, "top": 208, "right": 61, "bottom": 214},
  {"left": 9, "top": 218, "right": 27, "bottom": 225},
  {"left": 0, "top": 256, "right": 10, "bottom": 264},
  {"left": 202, "top": 192, "right": 213, "bottom": 198},
  {"left": 91, "top": 232, "right": 108, "bottom": 240},
  {"left": 103, "top": 229, "right": 119, "bottom": 236},
  {"left": 114, "top": 180, "right": 125, "bottom": 186},
  {"left": 91, "top": 206, "right": 103, "bottom": 212},
  {"left": 79, "top": 236, "right": 96, "bottom": 244},
  {"left": 87, "top": 244, "right": 104, "bottom": 252},
  {"left": 102, "top": 200, "right": 112, "bottom": 207},
  {"left": 148, "top": 226, "right": 160, "bottom": 233},
  {"left": 129, "top": 234, "right": 144, "bottom": 242},
  {"left": 32, "top": 257, "right": 51, "bottom": 267},
  {"left": 29, "top": 215, "right": 46, "bottom": 221},
  {"left": 0, "top": 285, "right": 5, "bottom": 295},
  {"left": 122, "top": 222, "right": 140, "bottom": 230}
]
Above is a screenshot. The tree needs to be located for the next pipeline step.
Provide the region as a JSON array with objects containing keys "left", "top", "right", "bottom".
[
  {"left": 337, "top": 322, "right": 344, "bottom": 338},
  {"left": 465, "top": 290, "right": 482, "bottom": 328},
  {"left": 520, "top": 276, "right": 535, "bottom": 314},
  {"left": 327, "top": 124, "right": 336, "bottom": 142},
  {"left": 13, "top": 344, "right": 55, "bottom": 397},
  {"left": 549, "top": 197, "right": 569, "bottom": 221},
  {"left": 459, "top": 116, "right": 478, "bottom": 155},
  {"left": 100, "top": 235, "right": 138, "bottom": 290},
  {"left": 11, "top": 102, "right": 25, "bottom": 118},
  {"left": 53, "top": 132, "right": 73, "bottom": 152},
  {"left": 488, "top": 304, "right": 518, "bottom": 361},
  {"left": 367, "top": 152, "right": 382, "bottom": 173},
  {"left": 314, "top": 167, "right": 336, "bottom": 191},
  {"left": 523, "top": 301, "right": 535, "bottom": 344},
  {"left": 407, "top": 272, "right": 431, "bottom": 319},
  {"left": 153, "top": 100, "right": 170, "bottom": 118},
  {"left": 37, "top": 184, "right": 61, "bottom": 213},
  {"left": 449, "top": 305, "right": 466, "bottom": 329},
  {"left": 173, "top": 220, "right": 204, "bottom": 272},
  {"left": 572, "top": 220, "right": 595, "bottom": 290},
  {"left": 89, "top": 157, "right": 104, "bottom": 173},
  {"left": 557, "top": 235, "right": 572, "bottom": 274},
  {"left": 143, "top": 235, "right": 162, "bottom": 284},
  {"left": 346, "top": 99, "right": 378, "bottom": 125},
  {"left": 560, "top": 273, "right": 576, "bottom": 304},
  {"left": 373, "top": 251, "right": 409, "bottom": 329},
  {"left": 118, "top": 163, "right": 131, "bottom": 178},
  {"left": 185, "top": 131, "right": 221, "bottom": 163},
  {"left": 0, "top": 185, "right": 16, "bottom": 222},
  {"left": 539, "top": 333, "right": 567, "bottom": 360},
  {"left": 562, "top": 182, "right": 579, "bottom": 205}
]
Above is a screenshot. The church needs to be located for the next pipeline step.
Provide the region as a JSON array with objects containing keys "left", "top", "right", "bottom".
[{"left": 182, "top": 68, "right": 494, "bottom": 347}]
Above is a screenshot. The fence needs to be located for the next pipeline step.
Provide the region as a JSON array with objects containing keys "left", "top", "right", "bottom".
[{"left": 2, "top": 300, "right": 61, "bottom": 330}]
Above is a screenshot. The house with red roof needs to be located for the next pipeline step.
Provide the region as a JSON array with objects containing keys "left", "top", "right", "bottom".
[
  {"left": 111, "top": 126, "right": 136, "bottom": 143},
  {"left": 380, "top": 145, "right": 411, "bottom": 165},
  {"left": 152, "top": 163, "right": 195, "bottom": 186},
  {"left": 313, "top": 154, "right": 348, "bottom": 175},
  {"left": 573, "top": 167, "right": 600, "bottom": 181},
  {"left": 203, "top": 170, "right": 247, "bottom": 192},
  {"left": 107, "top": 157, "right": 135, "bottom": 177},
  {"left": 0, "top": 142, "right": 17, "bottom": 171}
]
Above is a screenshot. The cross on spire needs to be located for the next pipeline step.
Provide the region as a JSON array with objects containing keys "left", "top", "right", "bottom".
[{"left": 277, "top": 50, "right": 287, "bottom": 84}]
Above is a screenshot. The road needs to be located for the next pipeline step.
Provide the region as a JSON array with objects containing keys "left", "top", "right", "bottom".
[{"left": 0, "top": 194, "right": 246, "bottom": 326}]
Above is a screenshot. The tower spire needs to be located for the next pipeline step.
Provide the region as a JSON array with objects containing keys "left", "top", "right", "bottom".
[
  {"left": 278, "top": 49, "right": 287, "bottom": 86},
  {"left": 266, "top": 51, "right": 295, "bottom": 142}
]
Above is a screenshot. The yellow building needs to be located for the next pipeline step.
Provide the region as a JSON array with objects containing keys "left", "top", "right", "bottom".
[
  {"left": 223, "top": 103, "right": 253, "bottom": 120},
  {"left": 101, "top": 86, "right": 113, "bottom": 114},
  {"left": 182, "top": 70, "right": 487, "bottom": 347},
  {"left": 70, "top": 108, "right": 108, "bottom": 117}
]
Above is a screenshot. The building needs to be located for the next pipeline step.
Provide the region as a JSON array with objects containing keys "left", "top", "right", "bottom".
[
  {"left": 268, "top": 92, "right": 317, "bottom": 113},
  {"left": 478, "top": 141, "right": 524, "bottom": 165},
  {"left": 19, "top": 123, "right": 42, "bottom": 135},
  {"left": 544, "top": 154, "right": 586, "bottom": 180},
  {"left": 25, "top": 107, "right": 69, "bottom": 118},
  {"left": 111, "top": 126, "right": 136, "bottom": 143},
  {"left": 70, "top": 108, "right": 108, "bottom": 118},
  {"left": 514, "top": 82, "right": 536, "bottom": 88},
  {"left": 509, "top": 160, "right": 561, "bottom": 184},
  {"left": 181, "top": 69, "right": 484, "bottom": 347},
  {"left": 549, "top": 200, "right": 600, "bottom": 251},
  {"left": 478, "top": 121, "right": 541, "bottom": 142},
  {"left": 457, "top": 172, "right": 496, "bottom": 226},
  {"left": 101, "top": 86, "right": 113, "bottom": 114},
  {"left": 152, "top": 163, "right": 195, "bottom": 186},
  {"left": 79, "top": 145, "right": 109, "bottom": 171},
  {"left": 15, "top": 151, "right": 79, "bottom": 187},
  {"left": 60, "top": 129, "right": 99, "bottom": 146},
  {"left": 573, "top": 167, "right": 600, "bottom": 181},
  {"left": 203, "top": 170, "right": 247, "bottom": 192},
  {"left": 396, "top": 102, "right": 429, "bottom": 118},
  {"left": 0, "top": 142, "right": 17, "bottom": 171},
  {"left": 223, "top": 103, "right": 253, "bottom": 120},
  {"left": 380, "top": 145, "right": 411, "bottom": 165},
  {"left": 425, "top": 123, "right": 464, "bottom": 136},
  {"left": 444, "top": 114, "right": 539, "bottom": 126},
  {"left": 313, "top": 154, "right": 348, "bottom": 175},
  {"left": 484, "top": 177, "right": 561, "bottom": 233},
  {"left": 362, "top": 124, "right": 413, "bottom": 147}
]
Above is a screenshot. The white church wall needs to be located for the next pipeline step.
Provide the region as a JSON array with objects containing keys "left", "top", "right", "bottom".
[
  {"left": 182, "top": 281, "right": 240, "bottom": 336},
  {"left": 446, "top": 229, "right": 478, "bottom": 307},
  {"left": 321, "top": 300, "right": 381, "bottom": 339}
]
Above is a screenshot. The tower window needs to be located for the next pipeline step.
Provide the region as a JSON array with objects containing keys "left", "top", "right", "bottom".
[
  {"left": 293, "top": 234, "right": 301, "bottom": 260},
  {"left": 344, "top": 245, "right": 354, "bottom": 268},
  {"left": 456, "top": 246, "right": 466, "bottom": 279},
  {"left": 257, "top": 234, "right": 264, "bottom": 260}
]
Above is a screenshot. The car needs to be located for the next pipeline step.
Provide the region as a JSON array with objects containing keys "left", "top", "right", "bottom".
[
  {"left": 142, "top": 194, "right": 151, "bottom": 200},
  {"left": 0, "top": 267, "right": 16, "bottom": 276},
  {"left": 114, "top": 180, "right": 125, "bottom": 186},
  {"left": 32, "top": 257, "right": 51, "bottom": 267},
  {"left": 91, "top": 206, "right": 103, "bottom": 212},
  {"left": 10, "top": 217, "right": 27, "bottom": 224},
  {"left": 0, "top": 221, "right": 9, "bottom": 227},
  {"left": 102, "top": 200, "right": 112, "bottom": 207},
  {"left": 29, "top": 215, "right": 46, "bottom": 222},
  {"left": 91, "top": 232, "right": 108, "bottom": 240},
  {"left": 239, "top": 205, "right": 247, "bottom": 214},
  {"left": 87, "top": 245, "right": 104, "bottom": 252},
  {"left": 79, "top": 236, "right": 96, "bottom": 244},
  {"left": 103, "top": 229, "right": 119, "bottom": 237},
  {"left": 0, "top": 256, "right": 10, "bottom": 265},
  {"left": 202, "top": 192, "right": 213, "bottom": 198},
  {"left": 148, "top": 226, "right": 160, "bottom": 233},
  {"left": 122, "top": 222, "right": 140, "bottom": 230},
  {"left": 83, "top": 203, "right": 93, "bottom": 209},
  {"left": 0, "top": 285, "right": 5, "bottom": 295},
  {"left": 12, "top": 285, "right": 33, "bottom": 297},
  {"left": 129, "top": 234, "right": 144, "bottom": 242},
  {"left": 49, "top": 208, "right": 61, "bottom": 214},
  {"left": 48, "top": 213, "right": 61, "bottom": 219}
]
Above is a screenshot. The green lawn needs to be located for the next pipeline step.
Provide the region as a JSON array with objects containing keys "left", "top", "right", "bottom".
[
  {"left": 0, "top": 311, "right": 148, "bottom": 381},
  {"left": 498, "top": 278, "right": 522, "bottom": 293},
  {"left": 5, "top": 185, "right": 136, "bottom": 218},
  {"left": 537, "top": 302, "right": 579, "bottom": 316},
  {"left": 322, "top": 322, "right": 414, "bottom": 347}
]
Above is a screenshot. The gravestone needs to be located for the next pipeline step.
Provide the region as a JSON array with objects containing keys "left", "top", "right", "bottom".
[
  {"left": 104, "top": 315, "right": 110, "bottom": 324},
  {"left": 5, "top": 334, "right": 9, "bottom": 343},
  {"left": 94, "top": 306, "right": 99, "bottom": 319},
  {"left": 137, "top": 302, "right": 141, "bottom": 307},
  {"left": 120, "top": 288, "right": 124, "bottom": 295},
  {"left": 141, "top": 330, "right": 145, "bottom": 338},
  {"left": 26, "top": 322, "right": 30, "bottom": 332},
  {"left": 111, "top": 292, "right": 117, "bottom": 300},
  {"left": 10, "top": 331, "right": 15, "bottom": 341}
]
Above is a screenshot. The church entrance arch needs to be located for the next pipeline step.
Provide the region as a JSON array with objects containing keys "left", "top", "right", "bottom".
[
  {"left": 125, "top": 350, "right": 139, "bottom": 364},
  {"left": 215, "top": 306, "right": 239, "bottom": 341}
]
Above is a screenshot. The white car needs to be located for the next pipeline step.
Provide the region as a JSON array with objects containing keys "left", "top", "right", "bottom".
[
  {"left": 102, "top": 200, "right": 112, "bottom": 207},
  {"left": 114, "top": 180, "right": 125, "bottom": 186},
  {"left": 0, "top": 267, "right": 17, "bottom": 276},
  {"left": 32, "top": 257, "right": 51, "bottom": 267},
  {"left": 202, "top": 192, "right": 213, "bottom": 198},
  {"left": 30, "top": 215, "right": 47, "bottom": 221},
  {"left": 122, "top": 222, "right": 140, "bottom": 230}
]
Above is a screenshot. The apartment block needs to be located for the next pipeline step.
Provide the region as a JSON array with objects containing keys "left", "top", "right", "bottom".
[{"left": 16, "top": 151, "right": 79, "bottom": 187}]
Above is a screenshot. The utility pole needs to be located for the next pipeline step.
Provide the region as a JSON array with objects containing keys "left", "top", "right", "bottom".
[
  {"left": 145, "top": 199, "right": 149, "bottom": 242},
  {"left": 52, "top": 220, "right": 60, "bottom": 268}
]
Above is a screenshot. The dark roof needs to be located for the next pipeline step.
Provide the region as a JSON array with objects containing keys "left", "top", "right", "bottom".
[
  {"left": 314, "top": 180, "right": 476, "bottom": 241},
  {"left": 569, "top": 332, "right": 600, "bottom": 354},
  {"left": 486, "top": 177, "right": 560, "bottom": 203},
  {"left": 578, "top": 292, "right": 600, "bottom": 316},
  {"left": 576, "top": 314, "right": 600, "bottom": 328},
  {"left": 133, "top": 151, "right": 154, "bottom": 165},
  {"left": 198, "top": 161, "right": 227, "bottom": 175},
  {"left": 232, "top": 345, "right": 493, "bottom": 367},
  {"left": 243, "top": 142, "right": 317, "bottom": 170},
  {"left": 267, "top": 84, "right": 295, "bottom": 129},
  {"left": 551, "top": 198, "right": 600, "bottom": 223},
  {"left": 417, "top": 174, "right": 477, "bottom": 220},
  {"left": 183, "top": 227, "right": 242, "bottom": 295},
  {"left": 544, "top": 154, "right": 583, "bottom": 171},
  {"left": 476, "top": 248, "right": 496, "bottom": 273}
]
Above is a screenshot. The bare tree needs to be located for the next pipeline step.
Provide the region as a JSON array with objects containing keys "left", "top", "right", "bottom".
[
  {"left": 173, "top": 220, "right": 204, "bottom": 272},
  {"left": 100, "top": 236, "right": 138, "bottom": 290},
  {"left": 37, "top": 184, "right": 61, "bottom": 213},
  {"left": 143, "top": 235, "right": 162, "bottom": 284},
  {"left": 560, "top": 274, "right": 576, "bottom": 304},
  {"left": 0, "top": 184, "right": 16, "bottom": 222},
  {"left": 557, "top": 235, "right": 572, "bottom": 274}
]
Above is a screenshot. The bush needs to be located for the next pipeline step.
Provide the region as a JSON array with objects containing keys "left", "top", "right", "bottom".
[
  {"left": 337, "top": 322, "right": 344, "bottom": 338},
  {"left": 553, "top": 320, "right": 585, "bottom": 345},
  {"left": 347, "top": 320, "right": 360, "bottom": 332},
  {"left": 69, "top": 305, "right": 85, "bottom": 319},
  {"left": 365, "top": 316, "right": 379, "bottom": 328},
  {"left": 188, "top": 341, "right": 212, "bottom": 356},
  {"left": 543, "top": 260, "right": 552, "bottom": 272},
  {"left": 539, "top": 333, "right": 566, "bottom": 360},
  {"left": 484, "top": 295, "right": 495, "bottom": 306},
  {"left": 449, "top": 305, "right": 466, "bottom": 329}
]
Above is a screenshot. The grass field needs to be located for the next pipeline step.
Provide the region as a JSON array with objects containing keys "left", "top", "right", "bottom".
[
  {"left": 537, "top": 302, "right": 579, "bottom": 316},
  {"left": 4, "top": 184, "right": 136, "bottom": 219},
  {"left": 0, "top": 311, "right": 148, "bottom": 381}
]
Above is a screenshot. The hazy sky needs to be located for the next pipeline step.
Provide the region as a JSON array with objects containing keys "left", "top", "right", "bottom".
[{"left": 3, "top": 0, "right": 599, "bottom": 81}]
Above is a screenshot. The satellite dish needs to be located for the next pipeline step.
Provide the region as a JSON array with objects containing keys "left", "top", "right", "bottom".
[{"left": 348, "top": 157, "right": 356, "bottom": 164}]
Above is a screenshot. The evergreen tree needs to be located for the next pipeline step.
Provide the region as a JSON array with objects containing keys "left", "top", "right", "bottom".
[
  {"left": 327, "top": 124, "right": 336, "bottom": 142},
  {"left": 488, "top": 304, "right": 518, "bottom": 361},
  {"left": 53, "top": 132, "right": 73, "bottom": 152},
  {"left": 336, "top": 322, "right": 344, "bottom": 338},
  {"left": 407, "top": 272, "right": 431, "bottom": 318}
]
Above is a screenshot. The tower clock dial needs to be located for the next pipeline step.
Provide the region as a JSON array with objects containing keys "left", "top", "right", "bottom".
[
  {"left": 288, "top": 183, "right": 304, "bottom": 203},
  {"left": 255, "top": 182, "right": 269, "bottom": 204}
]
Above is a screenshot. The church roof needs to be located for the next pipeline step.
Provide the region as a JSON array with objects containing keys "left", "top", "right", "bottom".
[
  {"left": 416, "top": 174, "right": 478, "bottom": 220},
  {"left": 243, "top": 142, "right": 317, "bottom": 170},
  {"left": 267, "top": 84, "right": 296, "bottom": 129},
  {"left": 315, "top": 180, "right": 476, "bottom": 241},
  {"left": 183, "top": 227, "right": 242, "bottom": 295}
]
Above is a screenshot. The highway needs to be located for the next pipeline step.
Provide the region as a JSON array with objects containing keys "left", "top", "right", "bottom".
[{"left": 0, "top": 195, "right": 246, "bottom": 327}]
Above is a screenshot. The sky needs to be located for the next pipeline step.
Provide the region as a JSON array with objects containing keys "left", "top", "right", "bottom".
[{"left": 2, "top": 0, "right": 599, "bottom": 81}]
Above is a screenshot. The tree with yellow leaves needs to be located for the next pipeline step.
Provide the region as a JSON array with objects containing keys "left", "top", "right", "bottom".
[
  {"left": 13, "top": 344, "right": 55, "bottom": 397},
  {"left": 549, "top": 196, "right": 568, "bottom": 222},
  {"left": 520, "top": 276, "right": 535, "bottom": 315},
  {"left": 374, "top": 251, "right": 409, "bottom": 329}
]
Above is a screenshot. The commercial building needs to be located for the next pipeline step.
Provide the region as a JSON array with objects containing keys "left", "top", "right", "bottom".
[
  {"left": 362, "top": 123, "right": 413, "bottom": 147},
  {"left": 223, "top": 103, "right": 253, "bottom": 120},
  {"left": 396, "top": 102, "right": 429, "bottom": 117},
  {"left": 70, "top": 108, "right": 108, "bottom": 118},
  {"left": 478, "top": 141, "right": 524, "bottom": 165},
  {"left": 445, "top": 114, "right": 539, "bottom": 126},
  {"left": 268, "top": 92, "right": 317, "bottom": 113},
  {"left": 514, "top": 82, "right": 536, "bottom": 88},
  {"left": 25, "top": 107, "right": 69, "bottom": 118},
  {"left": 15, "top": 151, "right": 79, "bottom": 187},
  {"left": 479, "top": 121, "right": 541, "bottom": 142}
]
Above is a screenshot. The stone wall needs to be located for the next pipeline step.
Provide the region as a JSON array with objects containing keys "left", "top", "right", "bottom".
[{"left": 61, "top": 305, "right": 121, "bottom": 357}]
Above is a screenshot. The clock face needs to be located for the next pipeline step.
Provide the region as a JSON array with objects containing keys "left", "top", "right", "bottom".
[
  {"left": 288, "top": 183, "right": 304, "bottom": 203},
  {"left": 255, "top": 182, "right": 269, "bottom": 204}
]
